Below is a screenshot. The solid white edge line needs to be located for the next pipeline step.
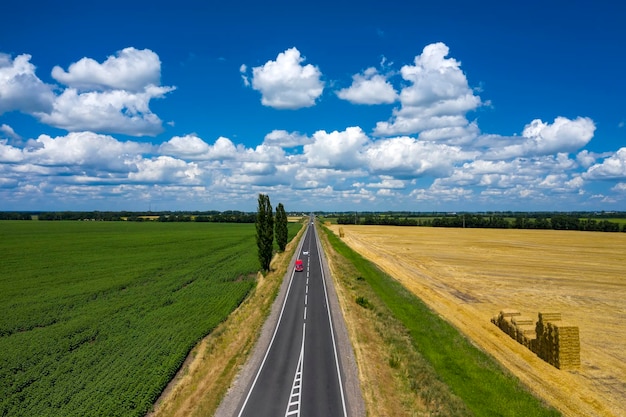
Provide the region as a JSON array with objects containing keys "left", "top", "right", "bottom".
[
  {"left": 237, "top": 223, "right": 310, "bottom": 417},
  {"left": 314, "top": 225, "right": 348, "bottom": 417},
  {"left": 300, "top": 322, "right": 305, "bottom": 417}
]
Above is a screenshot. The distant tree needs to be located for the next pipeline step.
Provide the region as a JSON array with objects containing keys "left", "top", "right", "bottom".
[
  {"left": 275, "top": 203, "right": 288, "bottom": 252},
  {"left": 256, "top": 194, "right": 274, "bottom": 271}
]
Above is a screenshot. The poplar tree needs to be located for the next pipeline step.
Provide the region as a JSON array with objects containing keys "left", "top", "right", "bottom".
[
  {"left": 256, "top": 193, "right": 274, "bottom": 271},
  {"left": 275, "top": 203, "right": 288, "bottom": 252}
]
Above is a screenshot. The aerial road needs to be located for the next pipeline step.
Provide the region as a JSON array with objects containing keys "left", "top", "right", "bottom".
[{"left": 230, "top": 218, "right": 355, "bottom": 417}]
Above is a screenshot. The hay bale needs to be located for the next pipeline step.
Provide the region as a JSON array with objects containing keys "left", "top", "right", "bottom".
[
  {"left": 512, "top": 316, "right": 534, "bottom": 326},
  {"left": 516, "top": 325, "right": 536, "bottom": 344},
  {"left": 533, "top": 319, "right": 580, "bottom": 369},
  {"left": 500, "top": 309, "right": 521, "bottom": 318},
  {"left": 538, "top": 312, "right": 562, "bottom": 323}
]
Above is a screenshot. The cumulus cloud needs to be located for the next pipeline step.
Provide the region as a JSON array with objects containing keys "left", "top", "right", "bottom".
[
  {"left": 576, "top": 150, "right": 600, "bottom": 168},
  {"left": 0, "top": 53, "right": 54, "bottom": 114},
  {"left": 51, "top": 47, "right": 161, "bottom": 92},
  {"left": 0, "top": 139, "right": 24, "bottom": 163},
  {"left": 35, "top": 85, "right": 174, "bottom": 136},
  {"left": 21, "top": 132, "right": 149, "bottom": 171},
  {"left": 249, "top": 47, "right": 324, "bottom": 109},
  {"left": 303, "top": 127, "right": 370, "bottom": 169},
  {"left": 263, "top": 130, "right": 311, "bottom": 147},
  {"left": 364, "top": 176, "right": 405, "bottom": 189},
  {"left": 241, "top": 143, "right": 286, "bottom": 163},
  {"left": 374, "top": 43, "right": 482, "bottom": 140},
  {"left": 0, "top": 124, "right": 20, "bottom": 141},
  {"left": 520, "top": 117, "right": 595, "bottom": 154},
  {"left": 484, "top": 117, "right": 596, "bottom": 159},
  {"left": 0, "top": 48, "right": 175, "bottom": 136},
  {"left": 336, "top": 67, "right": 397, "bottom": 104},
  {"left": 364, "top": 136, "right": 477, "bottom": 177},
  {"left": 159, "top": 134, "right": 210, "bottom": 158},
  {"left": 129, "top": 156, "right": 201, "bottom": 184},
  {"left": 612, "top": 182, "right": 626, "bottom": 193},
  {"left": 434, "top": 153, "right": 585, "bottom": 200},
  {"left": 207, "top": 137, "right": 240, "bottom": 160},
  {"left": 584, "top": 148, "right": 626, "bottom": 179},
  {"left": 239, "top": 64, "right": 250, "bottom": 87}
]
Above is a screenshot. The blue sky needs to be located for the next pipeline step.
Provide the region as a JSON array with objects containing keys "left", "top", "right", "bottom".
[{"left": 1, "top": 0, "right": 625, "bottom": 212}]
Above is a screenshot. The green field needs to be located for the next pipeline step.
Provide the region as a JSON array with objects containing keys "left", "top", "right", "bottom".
[{"left": 0, "top": 221, "right": 300, "bottom": 417}]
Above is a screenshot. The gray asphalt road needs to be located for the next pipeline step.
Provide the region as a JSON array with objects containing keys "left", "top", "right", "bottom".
[{"left": 237, "top": 220, "right": 347, "bottom": 417}]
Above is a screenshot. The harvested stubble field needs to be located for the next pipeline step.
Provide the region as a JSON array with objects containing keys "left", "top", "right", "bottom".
[{"left": 330, "top": 225, "right": 626, "bottom": 417}]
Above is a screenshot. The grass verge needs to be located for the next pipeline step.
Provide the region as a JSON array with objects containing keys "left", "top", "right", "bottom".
[{"left": 320, "top": 225, "right": 560, "bottom": 417}]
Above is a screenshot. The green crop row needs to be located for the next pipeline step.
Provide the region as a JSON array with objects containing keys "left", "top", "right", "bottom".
[{"left": 0, "top": 221, "right": 301, "bottom": 416}]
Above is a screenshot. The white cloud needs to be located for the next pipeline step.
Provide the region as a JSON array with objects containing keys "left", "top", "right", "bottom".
[
  {"left": 364, "top": 136, "right": 476, "bottom": 177},
  {"left": 576, "top": 149, "right": 599, "bottom": 168},
  {"left": 239, "top": 162, "right": 277, "bottom": 176},
  {"left": 303, "top": 127, "right": 369, "bottom": 169},
  {"left": 239, "top": 64, "right": 250, "bottom": 87},
  {"left": 129, "top": 156, "right": 202, "bottom": 184},
  {"left": 0, "top": 124, "right": 20, "bottom": 141},
  {"left": 584, "top": 147, "right": 626, "bottom": 179},
  {"left": 250, "top": 47, "right": 324, "bottom": 109},
  {"left": 0, "top": 48, "right": 175, "bottom": 137},
  {"left": 483, "top": 117, "right": 596, "bottom": 159},
  {"left": 417, "top": 121, "right": 480, "bottom": 144},
  {"left": 521, "top": 117, "right": 595, "bottom": 154},
  {"left": 35, "top": 85, "right": 174, "bottom": 136},
  {"left": 410, "top": 183, "right": 474, "bottom": 202},
  {"left": 23, "top": 132, "right": 149, "bottom": 172},
  {"left": 374, "top": 43, "right": 482, "bottom": 140},
  {"left": 430, "top": 152, "right": 586, "bottom": 203},
  {"left": 336, "top": 67, "right": 397, "bottom": 104},
  {"left": 243, "top": 144, "right": 286, "bottom": 163},
  {"left": 206, "top": 137, "right": 240, "bottom": 160},
  {"left": 263, "top": 130, "right": 311, "bottom": 147},
  {"left": 159, "top": 134, "right": 210, "bottom": 158},
  {"left": 0, "top": 139, "right": 24, "bottom": 163},
  {"left": 51, "top": 47, "right": 161, "bottom": 92},
  {"left": 365, "top": 176, "right": 405, "bottom": 189},
  {"left": 0, "top": 53, "right": 54, "bottom": 114},
  {"left": 612, "top": 182, "right": 626, "bottom": 193}
]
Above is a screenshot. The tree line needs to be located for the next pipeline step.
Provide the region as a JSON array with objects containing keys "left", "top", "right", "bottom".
[
  {"left": 0, "top": 211, "right": 259, "bottom": 222},
  {"left": 336, "top": 213, "right": 626, "bottom": 232}
]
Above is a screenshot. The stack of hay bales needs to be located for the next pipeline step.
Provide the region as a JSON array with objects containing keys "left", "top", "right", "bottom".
[
  {"left": 339, "top": 227, "right": 345, "bottom": 237},
  {"left": 491, "top": 309, "right": 521, "bottom": 338},
  {"left": 535, "top": 312, "right": 561, "bottom": 362},
  {"left": 553, "top": 323, "right": 580, "bottom": 370},
  {"left": 492, "top": 309, "right": 580, "bottom": 370},
  {"left": 491, "top": 310, "right": 536, "bottom": 347},
  {"left": 512, "top": 315, "right": 536, "bottom": 347},
  {"left": 535, "top": 312, "right": 580, "bottom": 370}
]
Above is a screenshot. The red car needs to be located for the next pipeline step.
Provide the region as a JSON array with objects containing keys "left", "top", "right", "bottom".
[{"left": 295, "top": 259, "right": 304, "bottom": 272}]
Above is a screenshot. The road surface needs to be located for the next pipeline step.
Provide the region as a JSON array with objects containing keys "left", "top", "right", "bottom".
[{"left": 236, "top": 220, "right": 348, "bottom": 417}]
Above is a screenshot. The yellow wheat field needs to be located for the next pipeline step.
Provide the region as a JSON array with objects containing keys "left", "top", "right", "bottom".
[{"left": 330, "top": 225, "right": 626, "bottom": 417}]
